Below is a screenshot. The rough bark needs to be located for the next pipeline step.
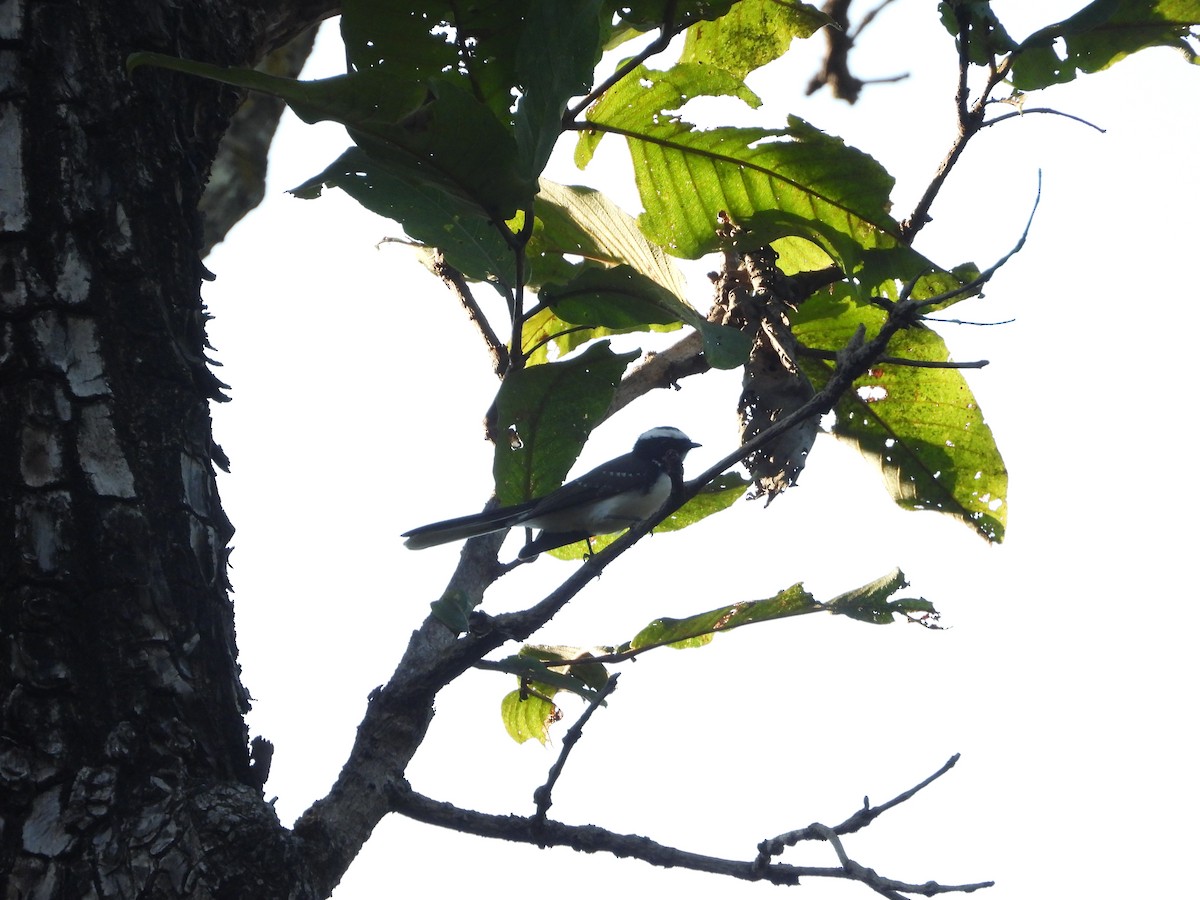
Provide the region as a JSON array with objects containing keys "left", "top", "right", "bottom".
[
  {"left": 200, "top": 26, "right": 319, "bottom": 256},
  {"left": 0, "top": 1, "right": 332, "bottom": 896}
]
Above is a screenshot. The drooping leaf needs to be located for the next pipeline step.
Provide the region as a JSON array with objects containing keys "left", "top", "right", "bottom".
[
  {"left": 827, "top": 568, "right": 940, "bottom": 625},
  {"left": 577, "top": 63, "right": 913, "bottom": 277},
  {"left": 681, "top": 0, "right": 833, "bottom": 79},
  {"left": 536, "top": 262, "right": 748, "bottom": 368},
  {"left": 517, "top": 645, "right": 611, "bottom": 693},
  {"left": 128, "top": 52, "right": 532, "bottom": 221},
  {"left": 790, "top": 289, "right": 1007, "bottom": 543},
  {"left": 126, "top": 52, "right": 428, "bottom": 136},
  {"left": 531, "top": 181, "right": 688, "bottom": 299},
  {"left": 1008, "top": 0, "right": 1200, "bottom": 91},
  {"left": 347, "top": 76, "right": 533, "bottom": 220},
  {"left": 492, "top": 341, "right": 639, "bottom": 505},
  {"left": 490, "top": 654, "right": 607, "bottom": 700},
  {"left": 619, "top": 568, "right": 938, "bottom": 654},
  {"left": 514, "top": 0, "right": 606, "bottom": 178},
  {"left": 937, "top": 0, "right": 1019, "bottom": 65},
  {"left": 501, "top": 689, "right": 560, "bottom": 744},
  {"left": 498, "top": 645, "right": 612, "bottom": 743},
  {"left": 291, "top": 147, "right": 517, "bottom": 286},
  {"left": 542, "top": 263, "right": 685, "bottom": 327}
]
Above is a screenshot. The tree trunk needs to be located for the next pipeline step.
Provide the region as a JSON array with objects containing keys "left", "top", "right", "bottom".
[{"left": 1, "top": 1, "right": 330, "bottom": 895}]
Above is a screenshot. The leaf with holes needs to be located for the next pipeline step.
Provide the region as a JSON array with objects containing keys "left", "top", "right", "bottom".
[
  {"left": 576, "top": 63, "right": 915, "bottom": 277},
  {"left": 791, "top": 290, "right": 1007, "bottom": 542}
]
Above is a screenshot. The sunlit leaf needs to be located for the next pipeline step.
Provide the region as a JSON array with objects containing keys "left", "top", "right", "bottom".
[
  {"left": 578, "top": 64, "right": 912, "bottom": 277},
  {"left": 827, "top": 568, "right": 939, "bottom": 625},
  {"left": 791, "top": 290, "right": 1007, "bottom": 542},
  {"left": 1010, "top": 0, "right": 1200, "bottom": 90},
  {"left": 681, "top": 0, "right": 833, "bottom": 79},
  {"left": 501, "top": 690, "right": 559, "bottom": 744}
]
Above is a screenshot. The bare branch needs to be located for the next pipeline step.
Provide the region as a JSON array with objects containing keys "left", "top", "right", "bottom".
[
  {"left": 759, "top": 754, "right": 962, "bottom": 860},
  {"left": 808, "top": 0, "right": 907, "bottom": 104},
  {"left": 386, "top": 759, "right": 992, "bottom": 895},
  {"left": 532, "top": 674, "right": 621, "bottom": 826},
  {"left": 428, "top": 251, "right": 510, "bottom": 375},
  {"left": 603, "top": 331, "right": 710, "bottom": 423}
]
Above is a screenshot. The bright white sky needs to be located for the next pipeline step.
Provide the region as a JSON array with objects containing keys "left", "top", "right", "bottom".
[{"left": 203, "top": 3, "right": 1200, "bottom": 898}]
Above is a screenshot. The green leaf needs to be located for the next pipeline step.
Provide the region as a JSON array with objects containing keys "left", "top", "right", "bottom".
[
  {"left": 127, "top": 52, "right": 532, "bottom": 220},
  {"left": 126, "top": 52, "right": 429, "bottom": 135},
  {"left": 655, "top": 473, "right": 750, "bottom": 532},
  {"left": 937, "top": 1, "right": 1018, "bottom": 65},
  {"left": 545, "top": 472, "right": 750, "bottom": 559},
  {"left": 681, "top": 0, "right": 833, "bottom": 79},
  {"left": 517, "top": 645, "right": 611, "bottom": 693},
  {"left": 514, "top": 0, "right": 606, "bottom": 178},
  {"left": 348, "top": 76, "right": 533, "bottom": 220},
  {"left": 532, "top": 181, "right": 688, "bottom": 299},
  {"left": 542, "top": 263, "right": 685, "bottom": 327},
  {"left": 613, "top": 0, "right": 739, "bottom": 30},
  {"left": 577, "top": 64, "right": 910, "bottom": 277},
  {"left": 528, "top": 181, "right": 751, "bottom": 368},
  {"left": 791, "top": 290, "right": 1007, "bottom": 543},
  {"left": 492, "top": 341, "right": 639, "bottom": 505},
  {"left": 1009, "top": 0, "right": 1200, "bottom": 91},
  {"left": 291, "top": 147, "right": 517, "bottom": 286},
  {"left": 827, "top": 568, "right": 939, "bottom": 625},
  {"left": 341, "top": 0, "right": 526, "bottom": 122},
  {"left": 430, "top": 589, "right": 475, "bottom": 633},
  {"left": 501, "top": 690, "right": 559, "bottom": 744},
  {"left": 628, "top": 581, "right": 823, "bottom": 651},
  {"left": 618, "top": 569, "right": 939, "bottom": 655}
]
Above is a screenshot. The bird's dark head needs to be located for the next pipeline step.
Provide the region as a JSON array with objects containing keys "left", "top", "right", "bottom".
[{"left": 633, "top": 426, "right": 701, "bottom": 467}]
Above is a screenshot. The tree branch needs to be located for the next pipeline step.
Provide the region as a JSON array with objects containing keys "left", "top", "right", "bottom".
[
  {"left": 386, "top": 758, "right": 991, "bottom": 895},
  {"left": 428, "top": 251, "right": 510, "bottom": 375},
  {"left": 807, "top": 0, "right": 907, "bottom": 104},
  {"left": 532, "top": 673, "right": 621, "bottom": 826}
]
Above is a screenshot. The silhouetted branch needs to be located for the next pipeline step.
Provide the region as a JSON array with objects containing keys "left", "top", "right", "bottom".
[
  {"left": 388, "top": 756, "right": 991, "bottom": 895},
  {"left": 532, "top": 674, "right": 621, "bottom": 826}
]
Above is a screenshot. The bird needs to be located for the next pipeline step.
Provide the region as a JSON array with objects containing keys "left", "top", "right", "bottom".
[{"left": 402, "top": 426, "right": 701, "bottom": 559}]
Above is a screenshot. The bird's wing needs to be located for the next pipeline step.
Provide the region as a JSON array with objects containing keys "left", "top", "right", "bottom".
[{"left": 524, "top": 452, "right": 656, "bottom": 517}]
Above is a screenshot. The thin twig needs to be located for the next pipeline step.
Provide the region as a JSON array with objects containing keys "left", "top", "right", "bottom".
[
  {"left": 981, "top": 106, "right": 1106, "bottom": 133},
  {"left": 430, "top": 251, "right": 509, "bottom": 375},
  {"left": 506, "top": 213, "right": 538, "bottom": 373},
  {"left": 795, "top": 346, "right": 989, "bottom": 369},
  {"left": 848, "top": 0, "right": 900, "bottom": 41},
  {"left": 756, "top": 755, "right": 964, "bottom": 857},
  {"left": 532, "top": 673, "right": 621, "bottom": 827},
  {"left": 564, "top": 1, "right": 682, "bottom": 123}
]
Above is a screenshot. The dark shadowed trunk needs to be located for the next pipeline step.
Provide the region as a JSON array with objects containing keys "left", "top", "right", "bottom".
[{"left": 1, "top": 1, "right": 330, "bottom": 895}]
